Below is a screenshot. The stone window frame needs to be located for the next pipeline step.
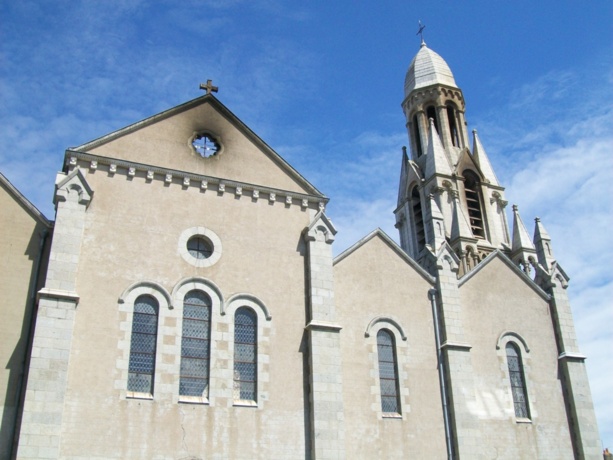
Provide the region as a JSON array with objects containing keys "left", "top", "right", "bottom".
[
  {"left": 178, "top": 226, "right": 222, "bottom": 268},
  {"left": 117, "top": 281, "right": 172, "bottom": 400},
  {"left": 224, "top": 294, "right": 272, "bottom": 409},
  {"left": 496, "top": 331, "right": 536, "bottom": 423},
  {"left": 365, "top": 316, "right": 410, "bottom": 419},
  {"left": 171, "top": 277, "right": 224, "bottom": 405}
]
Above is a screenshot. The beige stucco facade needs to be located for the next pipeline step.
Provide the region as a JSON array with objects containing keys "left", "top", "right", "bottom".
[{"left": 1, "top": 42, "right": 602, "bottom": 460}]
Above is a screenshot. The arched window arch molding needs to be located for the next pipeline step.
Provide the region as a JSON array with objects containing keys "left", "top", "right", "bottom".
[
  {"left": 496, "top": 331, "right": 530, "bottom": 353},
  {"left": 224, "top": 293, "right": 272, "bottom": 321},
  {"left": 119, "top": 280, "right": 172, "bottom": 309},
  {"left": 116, "top": 281, "right": 172, "bottom": 400},
  {"left": 364, "top": 317, "right": 410, "bottom": 419},
  {"left": 365, "top": 316, "right": 407, "bottom": 341},
  {"left": 171, "top": 276, "right": 223, "bottom": 312}
]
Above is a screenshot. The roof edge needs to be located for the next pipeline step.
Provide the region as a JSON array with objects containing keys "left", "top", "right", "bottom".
[
  {"left": 334, "top": 228, "right": 435, "bottom": 284},
  {"left": 0, "top": 171, "right": 53, "bottom": 227}
]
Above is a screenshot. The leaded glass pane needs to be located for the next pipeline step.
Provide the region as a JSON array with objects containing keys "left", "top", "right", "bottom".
[
  {"left": 234, "top": 307, "right": 257, "bottom": 401},
  {"left": 179, "top": 290, "right": 211, "bottom": 397},
  {"left": 381, "top": 396, "right": 399, "bottom": 414},
  {"left": 506, "top": 343, "right": 530, "bottom": 418},
  {"left": 180, "top": 378, "right": 208, "bottom": 397},
  {"left": 127, "top": 295, "right": 158, "bottom": 394},
  {"left": 377, "top": 330, "right": 400, "bottom": 414}
]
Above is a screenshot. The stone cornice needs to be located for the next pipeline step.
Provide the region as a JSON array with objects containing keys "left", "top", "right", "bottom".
[{"left": 65, "top": 150, "right": 328, "bottom": 211}]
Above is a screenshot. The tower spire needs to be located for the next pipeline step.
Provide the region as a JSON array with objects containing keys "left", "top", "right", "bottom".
[
  {"left": 472, "top": 130, "right": 499, "bottom": 186},
  {"left": 511, "top": 205, "right": 537, "bottom": 274},
  {"left": 533, "top": 217, "right": 556, "bottom": 270}
]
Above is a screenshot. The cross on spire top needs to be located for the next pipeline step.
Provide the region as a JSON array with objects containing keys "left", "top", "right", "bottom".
[
  {"left": 199, "top": 79, "right": 219, "bottom": 95},
  {"left": 416, "top": 20, "right": 426, "bottom": 45}
]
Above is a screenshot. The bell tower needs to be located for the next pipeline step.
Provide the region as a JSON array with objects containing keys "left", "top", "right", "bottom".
[{"left": 395, "top": 40, "right": 510, "bottom": 273}]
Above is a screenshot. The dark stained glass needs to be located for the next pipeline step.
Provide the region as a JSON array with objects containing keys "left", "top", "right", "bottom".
[
  {"left": 506, "top": 343, "right": 530, "bottom": 418},
  {"left": 128, "top": 295, "right": 158, "bottom": 394},
  {"left": 234, "top": 308, "right": 257, "bottom": 401},
  {"left": 179, "top": 290, "right": 211, "bottom": 397},
  {"left": 377, "top": 329, "right": 400, "bottom": 414}
]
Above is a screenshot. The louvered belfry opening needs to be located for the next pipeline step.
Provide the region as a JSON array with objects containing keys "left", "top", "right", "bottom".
[
  {"left": 463, "top": 170, "right": 485, "bottom": 238},
  {"left": 411, "top": 186, "right": 426, "bottom": 252},
  {"left": 447, "top": 104, "right": 460, "bottom": 147}
]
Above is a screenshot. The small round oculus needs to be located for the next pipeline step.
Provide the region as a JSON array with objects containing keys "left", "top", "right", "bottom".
[{"left": 192, "top": 133, "right": 221, "bottom": 158}]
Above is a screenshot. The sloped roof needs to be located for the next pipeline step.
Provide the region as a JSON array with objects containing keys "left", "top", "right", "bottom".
[
  {"left": 0, "top": 172, "right": 52, "bottom": 227},
  {"left": 404, "top": 43, "right": 458, "bottom": 97}
]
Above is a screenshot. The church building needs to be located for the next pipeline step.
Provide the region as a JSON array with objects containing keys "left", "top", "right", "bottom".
[{"left": 0, "top": 41, "right": 602, "bottom": 459}]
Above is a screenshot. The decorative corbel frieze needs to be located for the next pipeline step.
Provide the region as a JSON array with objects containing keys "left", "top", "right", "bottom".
[
  {"left": 269, "top": 193, "right": 276, "bottom": 202},
  {"left": 165, "top": 173, "right": 172, "bottom": 184},
  {"left": 90, "top": 161, "right": 98, "bottom": 170},
  {"left": 252, "top": 189, "right": 259, "bottom": 200},
  {"left": 200, "top": 180, "right": 208, "bottom": 190},
  {"left": 285, "top": 196, "right": 292, "bottom": 205},
  {"left": 109, "top": 164, "right": 117, "bottom": 174},
  {"left": 218, "top": 183, "right": 225, "bottom": 194},
  {"left": 235, "top": 186, "right": 242, "bottom": 196},
  {"left": 183, "top": 177, "right": 190, "bottom": 187},
  {"left": 128, "top": 167, "right": 136, "bottom": 177},
  {"left": 301, "top": 199, "right": 308, "bottom": 208},
  {"left": 146, "top": 170, "right": 154, "bottom": 181}
]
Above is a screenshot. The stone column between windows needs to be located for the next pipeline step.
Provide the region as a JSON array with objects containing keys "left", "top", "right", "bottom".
[
  {"left": 304, "top": 214, "right": 345, "bottom": 460},
  {"left": 432, "top": 247, "right": 482, "bottom": 459},
  {"left": 16, "top": 169, "right": 92, "bottom": 460},
  {"left": 546, "top": 273, "right": 601, "bottom": 459}
]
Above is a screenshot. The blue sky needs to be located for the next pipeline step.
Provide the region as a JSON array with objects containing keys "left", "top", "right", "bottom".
[{"left": 2, "top": 0, "right": 612, "bottom": 449}]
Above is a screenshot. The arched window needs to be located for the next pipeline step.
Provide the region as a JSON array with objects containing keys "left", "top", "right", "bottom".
[
  {"left": 426, "top": 105, "right": 439, "bottom": 135},
  {"left": 412, "top": 114, "right": 423, "bottom": 157},
  {"left": 463, "top": 170, "right": 485, "bottom": 238},
  {"left": 411, "top": 186, "right": 426, "bottom": 253},
  {"left": 506, "top": 343, "right": 530, "bottom": 419},
  {"left": 377, "top": 329, "right": 401, "bottom": 414},
  {"left": 128, "top": 295, "right": 159, "bottom": 394},
  {"left": 234, "top": 307, "right": 257, "bottom": 402},
  {"left": 446, "top": 104, "right": 460, "bottom": 147},
  {"left": 180, "top": 290, "right": 212, "bottom": 398}
]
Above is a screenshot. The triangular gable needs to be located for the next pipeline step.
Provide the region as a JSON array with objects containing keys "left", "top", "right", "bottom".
[
  {"left": 334, "top": 228, "right": 435, "bottom": 284},
  {"left": 0, "top": 172, "right": 53, "bottom": 227},
  {"left": 458, "top": 249, "right": 550, "bottom": 300},
  {"left": 72, "top": 94, "right": 326, "bottom": 198}
]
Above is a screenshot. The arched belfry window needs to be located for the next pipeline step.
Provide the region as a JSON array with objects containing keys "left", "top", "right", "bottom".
[
  {"left": 463, "top": 170, "right": 485, "bottom": 238},
  {"left": 128, "top": 295, "right": 159, "bottom": 394},
  {"left": 377, "top": 329, "right": 401, "bottom": 414},
  {"left": 234, "top": 307, "right": 257, "bottom": 402},
  {"left": 411, "top": 186, "right": 426, "bottom": 253},
  {"left": 412, "top": 114, "right": 423, "bottom": 157},
  {"left": 446, "top": 104, "right": 460, "bottom": 147},
  {"left": 180, "top": 290, "right": 212, "bottom": 398},
  {"left": 506, "top": 343, "right": 530, "bottom": 419},
  {"left": 426, "top": 105, "right": 439, "bottom": 135}
]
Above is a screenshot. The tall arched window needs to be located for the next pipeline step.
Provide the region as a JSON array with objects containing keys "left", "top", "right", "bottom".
[
  {"left": 463, "top": 170, "right": 485, "bottom": 238},
  {"left": 180, "top": 290, "right": 212, "bottom": 398},
  {"left": 506, "top": 343, "right": 530, "bottom": 418},
  {"left": 234, "top": 307, "right": 257, "bottom": 402},
  {"left": 411, "top": 186, "right": 426, "bottom": 253},
  {"left": 128, "top": 295, "right": 159, "bottom": 394},
  {"left": 377, "top": 329, "right": 401, "bottom": 414},
  {"left": 412, "top": 114, "right": 423, "bottom": 157},
  {"left": 446, "top": 104, "right": 460, "bottom": 147}
]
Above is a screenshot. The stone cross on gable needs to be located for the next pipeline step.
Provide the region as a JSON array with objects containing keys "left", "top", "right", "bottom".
[{"left": 199, "top": 79, "right": 219, "bottom": 95}]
